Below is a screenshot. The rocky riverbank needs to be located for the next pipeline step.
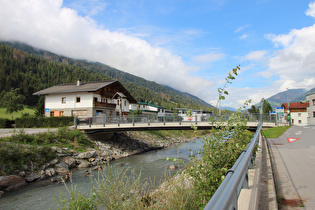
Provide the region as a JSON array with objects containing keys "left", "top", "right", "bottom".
[{"left": 0, "top": 130, "right": 199, "bottom": 197}]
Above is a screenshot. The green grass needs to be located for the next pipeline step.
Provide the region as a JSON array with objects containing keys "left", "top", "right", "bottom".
[
  {"left": 0, "top": 106, "right": 35, "bottom": 119},
  {"left": 261, "top": 126, "right": 291, "bottom": 138}
]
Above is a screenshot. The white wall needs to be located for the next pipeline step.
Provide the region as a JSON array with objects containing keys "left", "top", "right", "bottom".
[
  {"left": 291, "top": 112, "right": 308, "bottom": 126},
  {"left": 45, "top": 92, "right": 93, "bottom": 109}
]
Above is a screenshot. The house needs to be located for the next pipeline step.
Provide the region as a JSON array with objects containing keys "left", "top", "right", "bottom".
[
  {"left": 33, "top": 80, "right": 137, "bottom": 118},
  {"left": 306, "top": 92, "right": 315, "bottom": 125},
  {"left": 176, "top": 108, "right": 212, "bottom": 121},
  {"left": 281, "top": 102, "right": 309, "bottom": 126},
  {"left": 129, "top": 101, "right": 173, "bottom": 116}
]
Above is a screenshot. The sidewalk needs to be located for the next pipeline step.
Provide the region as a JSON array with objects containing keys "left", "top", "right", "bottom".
[{"left": 267, "top": 125, "right": 315, "bottom": 209}]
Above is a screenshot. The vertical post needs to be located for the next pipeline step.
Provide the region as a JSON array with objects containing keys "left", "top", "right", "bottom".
[
  {"left": 74, "top": 117, "right": 77, "bottom": 128},
  {"left": 132, "top": 115, "right": 135, "bottom": 126},
  {"left": 179, "top": 116, "right": 181, "bottom": 125},
  {"left": 195, "top": 116, "right": 197, "bottom": 125},
  {"left": 163, "top": 116, "right": 165, "bottom": 125},
  {"left": 148, "top": 116, "right": 150, "bottom": 126},
  {"left": 103, "top": 114, "right": 106, "bottom": 127},
  {"left": 89, "top": 118, "right": 91, "bottom": 128}
]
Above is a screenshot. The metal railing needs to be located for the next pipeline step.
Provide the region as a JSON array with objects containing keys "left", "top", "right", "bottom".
[
  {"left": 75, "top": 113, "right": 275, "bottom": 128},
  {"left": 204, "top": 122, "right": 263, "bottom": 210}
]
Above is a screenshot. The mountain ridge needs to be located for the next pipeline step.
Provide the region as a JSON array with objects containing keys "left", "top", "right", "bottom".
[{"left": 0, "top": 42, "right": 214, "bottom": 110}]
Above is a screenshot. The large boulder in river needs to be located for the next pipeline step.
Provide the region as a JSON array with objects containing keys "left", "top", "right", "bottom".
[
  {"left": 0, "top": 175, "right": 26, "bottom": 192},
  {"left": 55, "top": 162, "right": 70, "bottom": 175}
]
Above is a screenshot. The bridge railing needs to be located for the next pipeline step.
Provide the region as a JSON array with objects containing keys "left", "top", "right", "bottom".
[
  {"left": 75, "top": 113, "right": 275, "bottom": 127},
  {"left": 203, "top": 122, "right": 263, "bottom": 210}
]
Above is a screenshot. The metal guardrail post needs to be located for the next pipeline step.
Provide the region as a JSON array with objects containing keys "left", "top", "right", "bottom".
[
  {"left": 163, "top": 116, "right": 165, "bottom": 125},
  {"left": 132, "top": 115, "right": 135, "bottom": 126},
  {"left": 88, "top": 118, "right": 91, "bottom": 128},
  {"left": 148, "top": 116, "right": 150, "bottom": 126},
  {"left": 74, "top": 117, "right": 77, "bottom": 128},
  {"left": 103, "top": 115, "right": 106, "bottom": 127}
]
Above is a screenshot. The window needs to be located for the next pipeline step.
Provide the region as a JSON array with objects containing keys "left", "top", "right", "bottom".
[
  {"left": 124, "top": 101, "right": 127, "bottom": 106},
  {"left": 313, "top": 112, "right": 315, "bottom": 118},
  {"left": 298, "top": 120, "right": 302, "bottom": 124},
  {"left": 76, "top": 97, "right": 81, "bottom": 103},
  {"left": 313, "top": 99, "right": 315, "bottom": 106},
  {"left": 298, "top": 113, "right": 301, "bottom": 117},
  {"left": 62, "top": 97, "right": 66, "bottom": 104}
]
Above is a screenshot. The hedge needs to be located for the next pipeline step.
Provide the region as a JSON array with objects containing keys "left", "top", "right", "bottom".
[
  {"left": 15, "top": 116, "right": 74, "bottom": 128},
  {"left": 0, "top": 118, "right": 12, "bottom": 128}
]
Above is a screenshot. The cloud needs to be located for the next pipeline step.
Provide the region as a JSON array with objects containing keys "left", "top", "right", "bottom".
[
  {"left": 306, "top": 1, "right": 315, "bottom": 18},
  {"left": 234, "top": 24, "right": 250, "bottom": 33},
  {"left": 0, "top": 0, "right": 214, "bottom": 99},
  {"left": 192, "top": 52, "right": 225, "bottom": 64},
  {"left": 243, "top": 50, "right": 268, "bottom": 62}
]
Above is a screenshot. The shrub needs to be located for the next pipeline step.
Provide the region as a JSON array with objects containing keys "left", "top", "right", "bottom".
[
  {"left": 15, "top": 116, "right": 74, "bottom": 128},
  {"left": 0, "top": 118, "right": 12, "bottom": 128}
]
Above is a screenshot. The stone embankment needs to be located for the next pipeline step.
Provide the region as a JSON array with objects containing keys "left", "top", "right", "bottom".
[{"left": 0, "top": 131, "right": 197, "bottom": 197}]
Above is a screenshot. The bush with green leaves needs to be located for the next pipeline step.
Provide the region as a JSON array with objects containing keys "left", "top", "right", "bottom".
[{"left": 15, "top": 116, "right": 74, "bottom": 128}]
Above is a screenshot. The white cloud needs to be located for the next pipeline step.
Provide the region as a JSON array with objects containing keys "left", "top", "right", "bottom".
[
  {"left": 243, "top": 50, "right": 268, "bottom": 62},
  {"left": 192, "top": 52, "right": 225, "bottom": 64},
  {"left": 0, "top": 0, "right": 214, "bottom": 99},
  {"left": 306, "top": 1, "right": 315, "bottom": 18},
  {"left": 234, "top": 24, "right": 250, "bottom": 33},
  {"left": 259, "top": 2, "right": 315, "bottom": 92}
]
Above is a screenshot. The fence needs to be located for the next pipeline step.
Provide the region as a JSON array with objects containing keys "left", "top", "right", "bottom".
[
  {"left": 75, "top": 113, "right": 277, "bottom": 127},
  {"left": 204, "top": 122, "right": 263, "bottom": 210}
]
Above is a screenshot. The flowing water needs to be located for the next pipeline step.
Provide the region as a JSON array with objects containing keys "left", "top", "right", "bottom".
[{"left": 0, "top": 139, "right": 204, "bottom": 210}]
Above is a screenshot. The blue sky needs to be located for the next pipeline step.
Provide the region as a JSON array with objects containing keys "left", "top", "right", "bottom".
[{"left": 1, "top": 0, "right": 315, "bottom": 108}]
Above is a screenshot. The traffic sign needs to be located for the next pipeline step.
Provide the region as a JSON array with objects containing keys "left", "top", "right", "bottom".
[{"left": 287, "top": 137, "right": 300, "bottom": 143}]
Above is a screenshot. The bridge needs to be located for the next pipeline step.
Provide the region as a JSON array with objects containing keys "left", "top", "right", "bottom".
[{"left": 75, "top": 114, "right": 278, "bottom": 132}]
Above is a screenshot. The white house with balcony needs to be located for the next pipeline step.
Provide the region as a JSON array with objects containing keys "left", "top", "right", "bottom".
[
  {"left": 33, "top": 80, "right": 137, "bottom": 118},
  {"left": 176, "top": 108, "right": 212, "bottom": 121},
  {"left": 129, "top": 101, "right": 172, "bottom": 116}
]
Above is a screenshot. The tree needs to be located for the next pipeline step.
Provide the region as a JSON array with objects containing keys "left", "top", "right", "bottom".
[
  {"left": 1, "top": 89, "right": 25, "bottom": 120},
  {"left": 262, "top": 98, "right": 273, "bottom": 114},
  {"left": 34, "top": 95, "right": 45, "bottom": 117},
  {"left": 248, "top": 105, "right": 259, "bottom": 114},
  {"left": 215, "top": 65, "right": 240, "bottom": 115}
]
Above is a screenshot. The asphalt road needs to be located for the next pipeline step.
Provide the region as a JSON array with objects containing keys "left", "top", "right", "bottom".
[{"left": 268, "top": 125, "right": 315, "bottom": 209}]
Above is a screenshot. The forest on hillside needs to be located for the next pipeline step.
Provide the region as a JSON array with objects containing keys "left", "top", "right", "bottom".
[{"left": 0, "top": 43, "right": 214, "bottom": 111}]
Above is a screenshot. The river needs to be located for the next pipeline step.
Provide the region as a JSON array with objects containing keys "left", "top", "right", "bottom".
[{"left": 0, "top": 138, "right": 204, "bottom": 210}]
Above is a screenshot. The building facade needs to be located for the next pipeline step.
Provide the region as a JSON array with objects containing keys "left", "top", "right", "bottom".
[
  {"left": 306, "top": 93, "right": 315, "bottom": 125},
  {"left": 34, "top": 80, "right": 137, "bottom": 118},
  {"left": 281, "top": 102, "right": 309, "bottom": 126}
]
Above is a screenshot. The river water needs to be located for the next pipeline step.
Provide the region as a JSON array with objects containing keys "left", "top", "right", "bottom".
[{"left": 0, "top": 139, "right": 204, "bottom": 210}]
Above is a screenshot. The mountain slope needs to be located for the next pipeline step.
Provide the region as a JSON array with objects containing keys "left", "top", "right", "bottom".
[{"left": 0, "top": 42, "right": 214, "bottom": 110}]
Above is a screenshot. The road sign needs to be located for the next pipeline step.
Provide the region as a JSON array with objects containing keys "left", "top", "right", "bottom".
[
  {"left": 287, "top": 137, "right": 300, "bottom": 143},
  {"left": 276, "top": 107, "right": 284, "bottom": 115}
]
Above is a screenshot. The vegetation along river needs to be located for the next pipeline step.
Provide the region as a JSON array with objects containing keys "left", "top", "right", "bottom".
[{"left": 0, "top": 138, "right": 204, "bottom": 210}]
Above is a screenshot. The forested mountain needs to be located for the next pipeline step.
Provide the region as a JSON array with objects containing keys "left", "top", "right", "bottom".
[
  {"left": 0, "top": 42, "right": 214, "bottom": 111},
  {"left": 254, "top": 88, "right": 315, "bottom": 110}
]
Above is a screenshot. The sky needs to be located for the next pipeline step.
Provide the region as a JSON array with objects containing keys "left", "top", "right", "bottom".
[{"left": 1, "top": 0, "right": 315, "bottom": 108}]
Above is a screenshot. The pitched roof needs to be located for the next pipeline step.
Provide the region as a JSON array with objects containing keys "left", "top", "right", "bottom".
[
  {"left": 281, "top": 102, "right": 309, "bottom": 109},
  {"left": 33, "top": 80, "right": 137, "bottom": 103},
  {"left": 34, "top": 80, "right": 117, "bottom": 95}
]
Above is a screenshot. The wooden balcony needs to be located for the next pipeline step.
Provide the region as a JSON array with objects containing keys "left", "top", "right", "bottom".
[{"left": 94, "top": 101, "right": 116, "bottom": 108}]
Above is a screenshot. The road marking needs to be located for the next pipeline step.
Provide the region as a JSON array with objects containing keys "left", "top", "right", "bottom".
[
  {"left": 287, "top": 137, "right": 300, "bottom": 143},
  {"left": 295, "top": 131, "right": 302, "bottom": 135}
]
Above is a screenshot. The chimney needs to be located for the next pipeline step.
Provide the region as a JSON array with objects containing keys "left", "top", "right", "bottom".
[{"left": 77, "top": 79, "right": 82, "bottom": 86}]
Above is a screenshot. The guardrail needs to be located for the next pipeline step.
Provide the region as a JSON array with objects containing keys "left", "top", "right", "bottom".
[
  {"left": 204, "top": 122, "right": 263, "bottom": 210},
  {"left": 75, "top": 113, "right": 275, "bottom": 128}
]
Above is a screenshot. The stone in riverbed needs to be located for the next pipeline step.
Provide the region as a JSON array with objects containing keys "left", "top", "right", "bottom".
[
  {"left": 25, "top": 174, "right": 41, "bottom": 183},
  {"left": 0, "top": 175, "right": 27, "bottom": 192},
  {"left": 64, "top": 157, "right": 77, "bottom": 169},
  {"left": 77, "top": 150, "right": 97, "bottom": 159},
  {"left": 77, "top": 160, "right": 92, "bottom": 168}
]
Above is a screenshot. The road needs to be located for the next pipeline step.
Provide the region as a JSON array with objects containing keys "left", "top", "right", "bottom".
[{"left": 268, "top": 125, "right": 315, "bottom": 209}]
